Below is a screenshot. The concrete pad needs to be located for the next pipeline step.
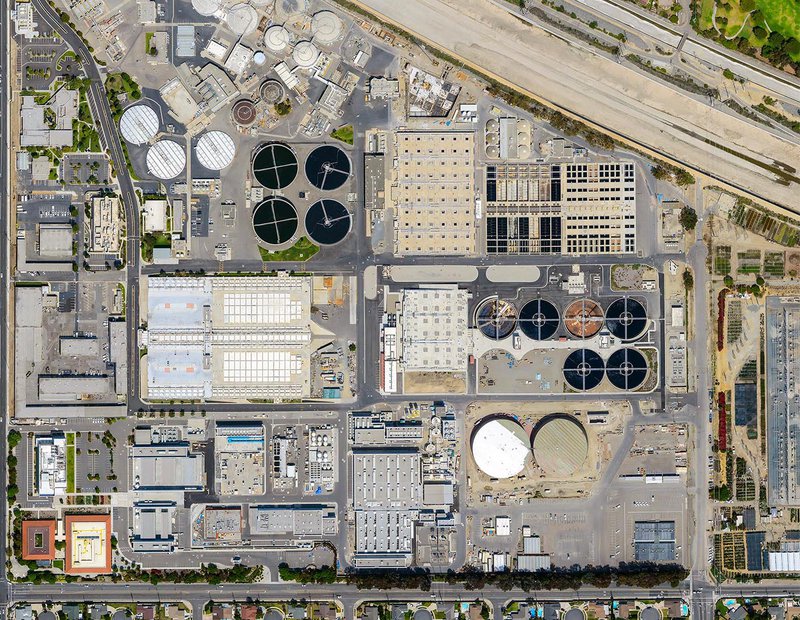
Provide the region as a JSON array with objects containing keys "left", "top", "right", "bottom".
[
  {"left": 486, "top": 265, "right": 540, "bottom": 283},
  {"left": 388, "top": 265, "right": 478, "bottom": 282},
  {"left": 364, "top": 265, "right": 378, "bottom": 299}
]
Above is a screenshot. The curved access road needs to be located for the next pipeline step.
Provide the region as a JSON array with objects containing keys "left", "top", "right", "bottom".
[{"left": 31, "top": 0, "right": 142, "bottom": 404}]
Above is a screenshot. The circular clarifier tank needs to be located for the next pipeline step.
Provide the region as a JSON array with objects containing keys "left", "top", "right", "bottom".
[
  {"left": 304, "top": 199, "right": 351, "bottom": 245},
  {"left": 564, "top": 298, "right": 604, "bottom": 339},
  {"left": 311, "top": 10, "right": 343, "bottom": 45},
  {"left": 292, "top": 40, "right": 319, "bottom": 68},
  {"left": 531, "top": 414, "right": 588, "bottom": 477},
  {"left": 252, "top": 197, "right": 298, "bottom": 246},
  {"left": 305, "top": 145, "right": 351, "bottom": 190},
  {"left": 519, "top": 299, "right": 559, "bottom": 340},
  {"left": 476, "top": 298, "right": 517, "bottom": 340},
  {"left": 471, "top": 416, "right": 531, "bottom": 479},
  {"left": 253, "top": 142, "right": 298, "bottom": 189},
  {"left": 225, "top": 2, "right": 258, "bottom": 36},
  {"left": 605, "top": 297, "right": 648, "bottom": 341},
  {"left": 264, "top": 25, "right": 291, "bottom": 52},
  {"left": 232, "top": 99, "right": 257, "bottom": 126},
  {"left": 605, "top": 347, "right": 649, "bottom": 391},
  {"left": 260, "top": 80, "right": 285, "bottom": 104},
  {"left": 563, "top": 348, "right": 605, "bottom": 391}
]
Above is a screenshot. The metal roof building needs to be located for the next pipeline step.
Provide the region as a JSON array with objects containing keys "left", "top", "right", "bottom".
[
  {"left": 132, "top": 443, "right": 204, "bottom": 491},
  {"left": 132, "top": 501, "right": 176, "bottom": 552},
  {"left": 175, "top": 25, "right": 196, "bottom": 58},
  {"left": 352, "top": 449, "right": 422, "bottom": 568},
  {"left": 143, "top": 275, "right": 333, "bottom": 401},
  {"left": 633, "top": 520, "right": 676, "bottom": 562}
]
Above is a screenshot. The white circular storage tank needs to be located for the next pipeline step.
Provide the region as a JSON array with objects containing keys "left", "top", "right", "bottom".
[
  {"left": 486, "top": 132, "right": 499, "bottom": 145},
  {"left": 517, "top": 131, "right": 531, "bottom": 144},
  {"left": 191, "top": 0, "right": 222, "bottom": 16},
  {"left": 486, "top": 118, "right": 499, "bottom": 132},
  {"left": 146, "top": 140, "right": 186, "bottom": 179},
  {"left": 471, "top": 417, "right": 531, "bottom": 479},
  {"left": 311, "top": 10, "right": 343, "bottom": 45},
  {"left": 486, "top": 144, "right": 500, "bottom": 159},
  {"left": 225, "top": 3, "right": 258, "bottom": 36},
  {"left": 265, "top": 25, "right": 290, "bottom": 52},
  {"left": 518, "top": 144, "right": 531, "bottom": 159},
  {"left": 292, "top": 40, "right": 319, "bottom": 68},
  {"left": 253, "top": 51, "right": 266, "bottom": 66},
  {"left": 196, "top": 131, "right": 235, "bottom": 171},
  {"left": 517, "top": 119, "right": 531, "bottom": 133},
  {"left": 119, "top": 105, "right": 159, "bottom": 145}
]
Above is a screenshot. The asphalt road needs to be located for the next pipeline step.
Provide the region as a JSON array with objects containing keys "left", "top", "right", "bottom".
[
  {"left": 0, "top": 0, "right": 11, "bottom": 612},
  {"left": 30, "top": 0, "right": 142, "bottom": 408}
]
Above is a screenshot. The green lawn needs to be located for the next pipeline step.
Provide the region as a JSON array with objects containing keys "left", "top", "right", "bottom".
[
  {"left": 259, "top": 236, "right": 320, "bottom": 262},
  {"left": 698, "top": 0, "right": 716, "bottom": 30},
  {"left": 756, "top": 0, "right": 800, "bottom": 47},
  {"left": 66, "top": 445, "right": 75, "bottom": 493},
  {"left": 330, "top": 124, "right": 354, "bottom": 145}
]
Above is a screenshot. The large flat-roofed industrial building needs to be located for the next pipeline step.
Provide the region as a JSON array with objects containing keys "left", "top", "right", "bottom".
[
  {"left": 142, "top": 275, "right": 333, "bottom": 401},
  {"left": 352, "top": 449, "right": 422, "bottom": 568},
  {"left": 766, "top": 296, "right": 800, "bottom": 506},
  {"left": 215, "top": 422, "right": 266, "bottom": 496},
  {"left": 132, "top": 428, "right": 205, "bottom": 494},
  {"left": 392, "top": 131, "right": 476, "bottom": 256},
  {"left": 485, "top": 161, "right": 637, "bottom": 255},
  {"left": 248, "top": 504, "right": 337, "bottom": 537},
  {"left": 380, "top": 286, "right": 470, "bottom": 392}
]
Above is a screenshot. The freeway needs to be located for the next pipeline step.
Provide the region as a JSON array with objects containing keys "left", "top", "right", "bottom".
[
  {"left": 353, "top": 0, "right": 800, "bottom": 211},
  {"left": 570, "top": 0, "right": 800, "bottom": 104}
]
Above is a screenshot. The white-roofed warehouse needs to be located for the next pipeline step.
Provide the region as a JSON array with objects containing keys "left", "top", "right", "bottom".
[{"left": 143, "top": 275, "right": 334, "bottom": 401}]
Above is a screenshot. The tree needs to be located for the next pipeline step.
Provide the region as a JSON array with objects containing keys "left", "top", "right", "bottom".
[
  {"left": 7, "top": 429, "right": 21, "bottom": 449},
  {"left": 274, "top": 98, "right": 292, "bottom": 116},
  {"left": 723, "top": 68, "right": 735, "bottom": 80},
  {"left": 679, "top": 205, "right": 698, "bottom": 230},
  {"left": 683, "top": 268, "right": 694, "bottom": 291}
]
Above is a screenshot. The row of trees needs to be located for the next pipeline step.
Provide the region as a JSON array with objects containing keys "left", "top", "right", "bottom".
[{"left": 278, "top": 562, "right": 690, "bottom": 591}]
